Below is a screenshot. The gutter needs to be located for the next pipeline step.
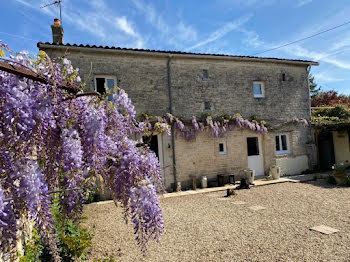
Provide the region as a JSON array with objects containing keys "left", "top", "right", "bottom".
[
  {"left": 37, "top": 43, "right": 319, "bottom": 66},
  {"left": 167, "top": 55, "right": 178, "bottom": 192}
]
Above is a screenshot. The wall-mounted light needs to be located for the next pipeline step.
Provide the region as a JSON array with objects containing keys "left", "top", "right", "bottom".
[{"left": 168, "top": 143, "right": 171, "bottom": 148}]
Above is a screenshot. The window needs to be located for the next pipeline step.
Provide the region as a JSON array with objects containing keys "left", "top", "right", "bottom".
[
  {"left": 282, "top": 73, "right": 286, "bottom": 81},
  {"left": 204, "top": 101, "right": 211, "bottom": 110},
  {"left": 219, "top": 143, "right": 226, "bottom": 155},
  {"left": 202, "top": 69, "right": 209, "bottom": 79},
  {"left": 275, "top": 134, "right": 290, "bottom": 154},
  {"left": 253, "top": 81, "right": 264, "bottom": 98},
  {"left": 247, "top": 137, "right": 259, "bottom": 156},
  {"left": 94, "top": 75, "right": 116, "bottom": 96}
]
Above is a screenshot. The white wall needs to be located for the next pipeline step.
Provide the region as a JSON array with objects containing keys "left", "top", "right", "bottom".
[{"left": 276, "top": 155, "right": 309, "bottom": 176}]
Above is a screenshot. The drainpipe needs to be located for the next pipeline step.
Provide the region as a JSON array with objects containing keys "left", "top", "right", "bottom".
[
  {"left": 167, "top": 55, "right": 178, "bottom": 191},
  {"left": 306, "top": 65, "right": 315, "bottom": 168}
]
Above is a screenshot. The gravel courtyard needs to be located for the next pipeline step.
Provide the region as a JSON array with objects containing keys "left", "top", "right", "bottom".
[{"left": 82, "top": 180, "right": 350, "bottom": 262}]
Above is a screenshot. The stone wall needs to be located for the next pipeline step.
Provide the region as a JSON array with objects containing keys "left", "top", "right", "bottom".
[
  {"left": 170, "top": 58, "right": 310, "bottom": 125},
  {"left": 171, "top": 125, "right": 313, "bottom": 190},
  {"left": 332, "top": 131, "right": 350, "bottom": 164},
  {"left": 42, "top": 48, "right": 310, "bottom": 126}
]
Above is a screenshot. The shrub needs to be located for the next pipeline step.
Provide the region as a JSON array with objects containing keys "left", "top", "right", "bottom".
[
  {"left": 327, "top": 175, "right": 337, "bottom": 185},
  {"left": 20, "top": 199, "right": 93, "bottom": 262}
]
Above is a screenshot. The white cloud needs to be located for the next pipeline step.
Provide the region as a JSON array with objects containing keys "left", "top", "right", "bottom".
[
  {"left": 285, "top": 45, "right": 350, "bottom": 70},
  {"left": 0, "top": 31, "right": 37, "bottom": 42},
  {"left": 132, "top": 0, "right": 169, "bottom": 33},
  {"left": 116, "top": 16, "right": 137, "bottom": 37},
  {"left": 131, "top": 0, "right": 197, "bottom": 48},
  {"left": 296, "top": 0, "right": 312, "bottom": 7},
  {"left": 14, "top": 0, "right": 145, "bottom": 48},
  {"left": 313, "top": 72, "right": 344, "bottom": 83},
  {"left": 176, "top": 22, "right": 198, "bottom": 42},
  {"left": 185, "top": 15, "right": 252, "bottom": 51},
  {"left": 14, "top": 0, "right": 32, "bottom": 7},
  {"left": 331, "top": 35, "right": 350, "bottom": 51},
  {"left": 236, "top": 23, "right": 350, "bottom": 71}
]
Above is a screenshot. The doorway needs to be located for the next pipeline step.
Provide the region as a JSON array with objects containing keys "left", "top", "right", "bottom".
[
  {"left": 143, "top": 135, "right": 159, "bottom": 159},
  {"left": 247, "top": 136, "right": 264, "bottom": 176},
  {"left": 318, "top": 131, "right": 335, "bottom": 170}
]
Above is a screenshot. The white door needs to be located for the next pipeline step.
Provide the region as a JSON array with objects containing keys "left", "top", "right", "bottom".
[{"left": 247, "top": 136, "right": 264, "bottom": 177}]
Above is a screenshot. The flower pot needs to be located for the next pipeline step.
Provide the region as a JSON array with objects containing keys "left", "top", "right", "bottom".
[
  {"left": 201, "top": 176, "right": 208, "bottom": 189},
  {"left": 245, "top": 169, "right": 255, "bottom": 184},
  {"left": 269, "top": 166, "right": 281, "bottom": 180},
  {"left": 333, "top": 173, "right": 347, "bottom": 186}
]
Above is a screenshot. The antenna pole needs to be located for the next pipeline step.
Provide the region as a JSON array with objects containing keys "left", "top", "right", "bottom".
[
  {"left": 59, "top": 1, "right": 62, "bottom": 24},
  {"left": 41, "top": 0, "right": 63, "bottom": 24}
]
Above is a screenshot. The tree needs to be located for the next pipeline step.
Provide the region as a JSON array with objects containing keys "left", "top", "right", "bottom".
[
  {"left": 311, "top": 90, "right": 350, "bottom": 107},
  {"left": 0, "top": 41, "right": 164, "bottom": 261},
  {"left": 309, "top": 73, "right": 321, "bottom": 98}
]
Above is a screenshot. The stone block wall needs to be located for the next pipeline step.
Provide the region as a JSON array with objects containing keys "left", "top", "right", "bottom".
[
  {"left": 43, "top": 48, "right": 310, "bottom": 126},
  {"left": 170, "top": 58, "right": 310, "bottom": 125},
  {"left": 171, "top": 124, "right": 313, "bottom": 190}
]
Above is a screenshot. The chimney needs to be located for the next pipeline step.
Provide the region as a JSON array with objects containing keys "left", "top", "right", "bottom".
[{"left": 51, "top": 18, "right": 64, "bottom": 45}]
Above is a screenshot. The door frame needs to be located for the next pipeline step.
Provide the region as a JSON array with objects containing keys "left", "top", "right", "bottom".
[{"left": 247, "top": 135, "right": 264, "bottom": 177}]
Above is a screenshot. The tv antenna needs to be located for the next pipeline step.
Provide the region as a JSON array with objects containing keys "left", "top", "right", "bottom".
[{"left": 41, "top": 0, "right": 63, "bottom": 24}]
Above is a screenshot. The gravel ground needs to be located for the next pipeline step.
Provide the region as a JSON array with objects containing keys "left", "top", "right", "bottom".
[{"left": 82, "top": 180, "right": 350, "bottom": 262}]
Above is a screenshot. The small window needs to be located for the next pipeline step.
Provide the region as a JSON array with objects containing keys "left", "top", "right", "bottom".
[
  {"left": 276, "top": 134, "right": 290, "bottom": 154},
  {"left": 247, "top": 137, "right": 259, "bottom": 156},
  {"left": 282, "top": 73, "right": 286, "bottom": 81},
  {"left": 94, "top": 75, "right": 116, "bottom": 97},
  {"left": 204, "top": 101, "right": 211, "bottom": 110},
  {"left": 253, "top": 81, "right": 264, "bottom": 98},
  {"left": 202, "top": 69, "right": 209, "bottom": 79},
  {"left": 219, "top": 143, "right": 226, "bottom": 155}
]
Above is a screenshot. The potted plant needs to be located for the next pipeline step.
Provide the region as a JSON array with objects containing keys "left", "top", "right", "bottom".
[
  {"left": 269, "top": 165, "right": 281, "bottom": 180},
  {"left": 244, "top": 169, "right": 255, "bottom": 184},
  {"left": 332, "top": 163, "right": 347, "bottom": 186}
]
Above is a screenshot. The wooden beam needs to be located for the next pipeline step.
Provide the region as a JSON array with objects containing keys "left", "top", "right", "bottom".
[
  {"left": 0, "top": 61, "right": 79, "bottom": 94},
  {"left": 0, "top": 61, "right": 46, "bottom": 83}
]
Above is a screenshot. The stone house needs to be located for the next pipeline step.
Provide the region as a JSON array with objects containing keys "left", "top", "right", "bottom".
[{"left": 38, "top": 42, "right": 318, "bottom": 191}]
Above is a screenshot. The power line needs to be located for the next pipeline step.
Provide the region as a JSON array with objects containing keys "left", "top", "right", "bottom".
[{"left": 252, "top": 20, "right": 350, "bottom": 56}]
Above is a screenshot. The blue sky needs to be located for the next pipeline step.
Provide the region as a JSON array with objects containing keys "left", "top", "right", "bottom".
[{"left": 2, "top": 0, "right": 350, "bottom": 94}]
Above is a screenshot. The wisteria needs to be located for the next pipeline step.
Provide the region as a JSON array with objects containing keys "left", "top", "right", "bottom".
[
  {"left": 0, "top": 42, "right": 164, "bottom": 260},
  {"left": 141, "top": 113, "right": 269, "bottom": 141},
  {"left": 141, "top": 112, "right": 309, "bottom": 141}
]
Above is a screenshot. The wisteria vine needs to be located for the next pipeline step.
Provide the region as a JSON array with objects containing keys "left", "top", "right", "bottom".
[
  {"left": 141, "top": 113, "right": 308, "bottom": 141},
  {"left": 0, "top": 41, "right": 163, "bottom": 260},
  {"left": 141, "top": 112, "right": 269, "bottom": 141}
]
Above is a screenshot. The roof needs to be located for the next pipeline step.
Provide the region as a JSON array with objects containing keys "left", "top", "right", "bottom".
[
  {"left": 312, "top": 121, "right": 350, "bottom": 131},
  {"left": 37, "top": 42, "right": 319, "bottom": 66}
]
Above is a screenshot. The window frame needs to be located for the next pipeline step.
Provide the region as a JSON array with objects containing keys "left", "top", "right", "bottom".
[
  {"left": 202, "top": 69, "right": 209, "bottom": 79},
  {"left": 247, "top": 137, "right": 260, "bottom": 156},
  {"left": 204, "top": 101, "right": 211, "bottom": 110},
  {"left": 219, "top": 142, "right": 227, "bottom": 155},
  {"left": 282, "top": 73, "right": 286, "bottom": 81},
  {"left": 253, "top": 81, "right": 265, "bottom": 98},
  {"left": 94, "top": 75, "right": 117, "bottom": 94},
  {"left": 275, "top": 134, "right": 291, "bottom": 155}
]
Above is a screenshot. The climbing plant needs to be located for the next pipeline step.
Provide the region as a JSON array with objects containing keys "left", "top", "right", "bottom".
[
  {"left": 0, "top": 41, "right": 163, "bottom": 261},
  {"left": 141, "top": 112, "right": 309, "bottom": 140}
]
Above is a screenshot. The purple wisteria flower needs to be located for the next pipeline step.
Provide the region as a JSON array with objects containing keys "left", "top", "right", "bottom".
[
  {"left": 0, "top": 41, "right": 165, "bottom": 260},
  {"left": 130, "top": 179, "right": 164, "bottom": 252},
  {"left": 192, "top": 116, "right": 199, "bottom": 131}
]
